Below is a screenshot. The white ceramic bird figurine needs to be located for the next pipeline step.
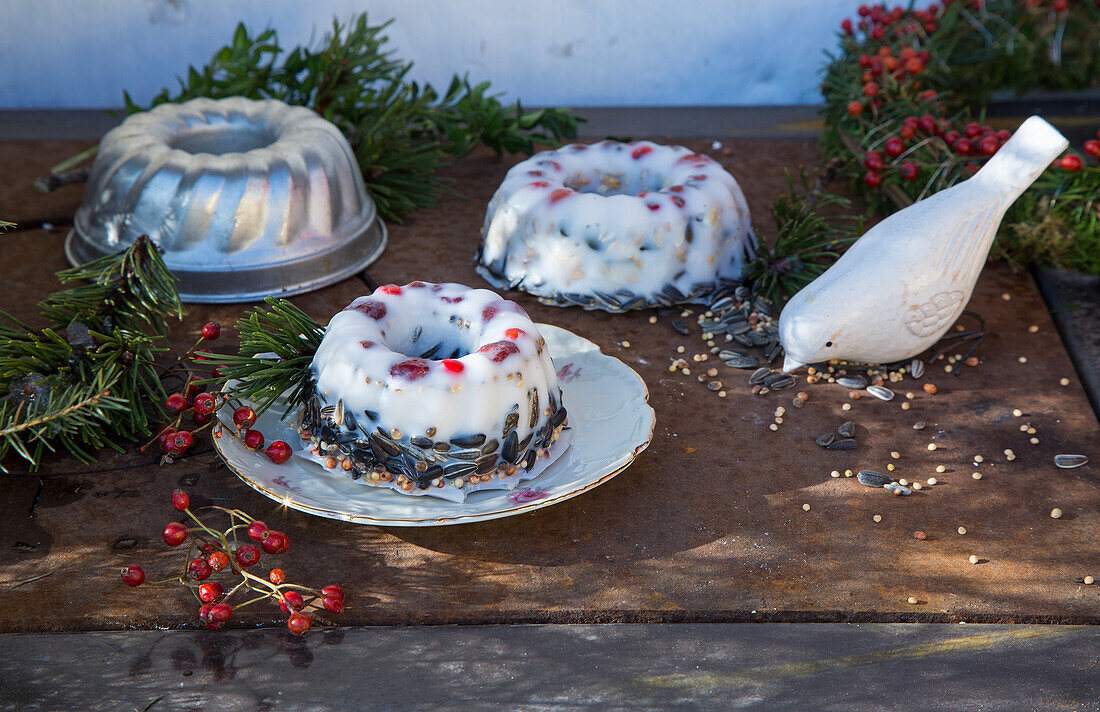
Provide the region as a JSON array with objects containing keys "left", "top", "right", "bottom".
[{"left": 779, "top": 116, "right": 1068, "bottom": 372}]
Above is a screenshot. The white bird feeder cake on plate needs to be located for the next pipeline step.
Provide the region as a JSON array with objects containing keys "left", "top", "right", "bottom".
[
  {"left": 299, "top": 282, "right": 569, "bottom": 503},
  {"left": 478, "top": 140, "right": 757, "bottom": 311}
]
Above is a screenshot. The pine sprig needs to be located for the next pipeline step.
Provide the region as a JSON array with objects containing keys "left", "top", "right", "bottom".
[
  {"left": 0, "top": 237, "right": 182, "bottom": 472},
  {"left": 199, "top": 299, "right": 323, "bottom": 419},
  {"left": 124, "top": 14, "right": 580, "bottom": 222}
]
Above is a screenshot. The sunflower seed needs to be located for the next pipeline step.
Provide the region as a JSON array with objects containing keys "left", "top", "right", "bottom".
[
  {"left": 719, "top": 349, "right": 747, "bottom": 360},
  {"left": 333, "top": 400, "right": 345, "bottom": 427},
  {"left": 725, "top": 354, "right": 760, "bottom": 369},
  {"left": 764, "top": 373, "right": 795, "bottom": 389},
  {"left": 816, "top": 433, "right": 836, "bottom": 448},
  {"left": 837, "top": 421, "right": 855, "bottom": 438},
  {"left": 725, "top": 322, "right": 752, "bottom": 336},
  {"left": 913, "top": 421, "right": 926, "bottom": 430},
  {"left": 749, "top": 367, "right": 771, "bottom": 385},
  {"left": 883, "top": 482, "right": 912, "bottom": 495},
  {"left": 857, "top": 470, "right": 896, "bottom": 488},
  {"left": 671, "top": 320, "right": 691, "bottom": 335},
  {"left": 1054, "top": 454, "right": 1088, "bottom": 469},
  {"left": 827, "top": 438, "right": 858, "bottom": 450},
  {"left": 866, "top": 385, "right": 895, "bottom": 401},
  {"left": 836, "top": 375, "right": 868, "bottom": 389},
  {"left": 744, "top": 331, "right": 770, "bottom": 347},
  {"left": 910, "top": 359, "right": 925, "bottom": 379}
]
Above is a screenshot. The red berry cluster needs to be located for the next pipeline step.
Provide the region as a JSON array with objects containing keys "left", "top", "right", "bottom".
[
  {"left": 1057, "top": 129, "right": 1100, "bottom": 172},
  {"left": 121, "top": 489, "right": 345, "bottom": 635},
  {"left": 224, "top": 405, "right": 293, "bottom": 464}
]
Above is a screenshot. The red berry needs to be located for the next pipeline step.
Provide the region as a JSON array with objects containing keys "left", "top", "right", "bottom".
[
  {"left": 964, "top": 122, "right": 982, "bottom": 138},
  {"left": 841, "top": 18, "right": 854, "bottom": 34},
  {"left": 899, "top": 163, "right": 919, "bottom": 181},
  {"left": 953, "top": 138, "right": 972, "bottom": 155},
  {"left": 630, "top": 145, "right": 653, "bottom": 159},
  {"left": 899, "top": 124, "right": 915, "bottom": 139},
  {"left": 287, "top": 612, "right": 312, "bottom": 636},
  {"left": 171, "top": 430, "right": 194, "bottom": 454},
  {"left": 198, "top": 581, "right": 224, "bottom": 603},
  {"left": 121, "top": 564, "right": 145, "bottom": 587},
  {"left": 188, "top": 557, "right": 212, "bottom": 581},
  {"left": 846, "top": 101, "right": 864, "bottom": 117},
  {"left": 208, "top": 550, "right": 229, "bottom": 572},
  {"left": 858, "top": 4, "right": 870, "bottom": 16},
  {"left": 918, "top": 114, "right": 937, "bottom": 133},
  {"left": 1061, "top": 154, "right": 1083, "bottom": 171},
  {"left": 504, "top": 328, "right": 526, "bottom": 340},
  {"left": 235, "top": 544, "right": 261, "bottom": 567},
  {"left": 441, "top": 359, "right": 465, "bottom": 374},
  {"left": 349, "top": 299, "right": 387, "bottom": 320},
  {"left": 261, "top": 530, "right": 288, "bottom": 555},
  {"left": 280, "top": 590, "right": 305, "bottom": 613},
  {"left": 379, "top": 284, "right": 402, "bottom": 295},
  {"left": 171, "top": 489, "right": 190, "bottom": 511},
  {"left": 884, "top": 137, "right": 905, "bottom": 157},
  {"left": 864, "top": 150, "right": 885, "bottom": 171},
  {"left": 243, "top": 429, "right": 265, "bottom": 450},
  {"left": 1084, "top": 140, "right": 1100, "bottom": 159},
  {"left": 162, "top": 521, "right": 188, "bottom": 546},
  {"left": 321, "top": 584, "right": 345, "bottom": 601},
  {"left": 200, "top": 540, "right": 222, "bottom": 555},
  {"left": 871, "top": 25, "right": 885, "bottom": 39},
  {"left": 247, "top": 520, "right": 269, "bottom": 542},
  {"left": 265, "top": 441, "right": 292, "bottom": 465},
  {"left": 859, "top": 54, "right": 872, "bottom": 68},
  {"left": 864, "top": 171, "right": 883, "bottom": 188},
  {"left": 1053, "top": 0, "right": 1067, "bottom": 11},
  {"left": 232, "top": 406, "right": 256, "bottom": 430},
  {"left": 208, "top": 602, "right": 233, "bottom": 623},
  {"left": 943, "top": 131, "right": 960, "bottom": 145},
  {"left": 478, "top": 340, "right": 520, "bottom": 363},
  {"left": 322, "top": 595, "right": 345, "bottom": 614},
  {"left": 211, "top": 365, "right": 227, "bottom": 379},
  {"left": 978, "top": 136, "right": 999, "bottom": 156},
  {"left": 389, "top": 358, "right": 431, "bottom": 380},
  {"left": 269, "top": 568, "right": 286, "bottom": 585},
  {"left": 192, "top": 392, "right": 216, "bottom": 415},
  {"left": 548, "top": 188, "right": 573, "bottom": 204},
  {"left": 192, "top": 411, "right": 211, "bottom": 426},
  {"left": 158, "top": 427, "right": 178, "bottom": 453},
  {"left": 201, "top": 322, "right": 221, "bottom": 340},
  {"left": 862, "top": 82, "right": 879, "bottom": 97},
  {"left": 166, "top": 393, "right": 188, "bottom": 413}
]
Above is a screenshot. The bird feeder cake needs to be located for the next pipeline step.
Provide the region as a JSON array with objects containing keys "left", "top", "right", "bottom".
[
  {"left": 299, "top": 282, "right": 569, "bottom": 502},
  {"left": 477, "top": 140, "right": 756, "bottom": 311}
]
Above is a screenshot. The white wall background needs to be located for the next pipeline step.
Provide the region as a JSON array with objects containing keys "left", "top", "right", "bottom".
[{"left": 0, "top": 0, "right": 859, "bottom": 109}]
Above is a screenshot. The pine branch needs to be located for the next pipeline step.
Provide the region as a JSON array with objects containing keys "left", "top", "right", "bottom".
[{"left": 199, "top": 299, "right": 323, "bottom": 420}]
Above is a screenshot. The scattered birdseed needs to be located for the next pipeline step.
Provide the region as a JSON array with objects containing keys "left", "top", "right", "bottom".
[
  {"left": 1054, "top": 454, "right": 1088, "bottom": 469},
  {"left": 935, "top": 465, "right": 946, "bottom": 473},
  {"left": 873, "top": 514, "right": 882, "bottom": 523},
  {"left": 887, "top": 464, "right": 895, "bottom": 471},
  {"left": 1005, "top": 449, "right": 1016, "bottom": 461},
  {"left": 964, "top": 356, "right": 979, "bottom": 367},
  {"left": 969, "top": 555, "right": 980, "bottom": 564},
  {"left": 914, "top": 531, "right": 927, "bottom": 540},
  {"left": 1030, "top": 437, "right": 1039, "bottom": 445},
  {"left": 906, "top": 392, "right": 915, "bottom": 400},
  {"left": 648, "top": 316, "right": 658, "bottom": 324},
  {"left": 621, "top": 340, "right": 631, "bottom": 348},
  {"left": 972, "top": 472, "right": 982, "bottom": 480},
  {"left": 1050, "top": 508, "right": 1063, "bottom": 519},
  {"left": 907, "top": 596, "right": 919, "bottom": 605},
  {"left": 802, "top": 503, "right": 811, "bottom": 511},
  {"left": 927, "top": 443, "right": 937, "bottom": 451},
  {"left": 793, "top": 396, "right": 806, "bottom": 408},
  {"left": 707, "top": 381, "right": 722, "bottom": 391},
  {"left": 890, "top": 451, "right": 900, "bottom": 459},
  {"left": 842, "top": 403, "right": 852, "bottom": 411},
  {"left": 913, "top": 422, "right": 926, "bottom": 430},
  {"left": 912, "top": 482, "right": 923, "bottom": 490},
  {"left": 957, "top": 527, "right": 967, "bottom": 535},
  {"left": 830, "top": 470, "right": 840, "bottom": 478},
  {"left": 706, "top": 367, "right": 718, "bottom": 377},
  {"left": 796, "top": 391, "right": 808, "bottom": 401},
  {"left": 927, "top": 477, "right": 937, "bottom": 485},
  {"left": 718, "top": 391, "right": 727, "bottom": 398},
  {"left": 845, "top": 469, "right": 853, "bottom": 477},
  {"left": 1085, "top": 576, "right": 1095, "bottom": 585},
  {"left": 1060, "top": 377, "right": 1070, "bottom": 386},
  {"left": 677, "top": 346, "right": 685, "bottom": 353},
  {"left": 1028, "top": 325, "right": 1038, "bottom": 333},
  {"left": 1001, "top": 292, "right": 1011, "bottom": 301},
  {"left": 769, "top": 424, "right": 779, "bottom": 431},
  {"left": 923, "top": 383, "right": 937, "bottom": 394},
  {"left": 1018, "top": 356, "right": 1028, "bottom": 364},
  {"left": 974, "top": 455, "right": 984, "bottom": 463},
  {"left": 898, "top": 479, "right": 909, "bottom": 486},
  {"left": 1026, "top": 427, "right": 1036, "bottom": 435},
  {"left": 901, "top": 402, "right": 910, "bottom": 410},
  {"left": 944, "top": 365, "right": 953, "bottom": 373}
]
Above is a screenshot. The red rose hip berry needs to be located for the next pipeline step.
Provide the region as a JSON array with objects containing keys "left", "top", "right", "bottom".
[
  {"left": 243, "top": 429, "right": 265, "bottom": 450},
  {"left": 235, "top": 544, "right": 261, "bottom": 567},
  {"left": 287, "top": 611, "right": 312, "bottom": 636},
  {"left": 171, "top": 489, "right": 190, "bottom": 511},
  {"left": 269, "top": 568, "right": 286, "bottom": 585},
  {"left": 261, "top": 530, "right": 289, "bottom": 555},
  {"left": 265, "top": 441, "right": 292, "bottom": 465},
  {"left": 201, "top": 322, "right": 221, "bottom": 340},
  {"left": 162, "top": 522, "right": 189, "bottom": 546},
  {"left": 187, "top": 557, "right": 212, "bottom": 581},
  {"left": 198, "top": 581, "right": 224, "bottom": 603},
  {"left": 280, "top": 590, "right": 305, "bottom": 612},
  {"left": 321, "top": 584, "right": 345, "bottom": 601},
  {"left": 121, "top": 564, "right": 146, "bottom": 587},
  {"left": 207, "top": 550, "right": 229, "bottom": 572},
  {"left": 247, "top": 520, "right": 269, "bottom": 542},
  {"left": 192, "top": 392, "right": 216, "bottom": 415},
  {"left": 1061, "top": 154, "right": 1083, "bottom": 171},
  {"left": 232, "top": 406, "right": 256, "bottom": 430},
  {"left": 166, "top": 393, "right": 188, "bottom": 413}
]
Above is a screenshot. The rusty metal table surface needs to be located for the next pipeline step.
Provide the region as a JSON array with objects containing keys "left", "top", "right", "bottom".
[{"left": 0, "top": 137, "right": 1096, "bottom": 633}]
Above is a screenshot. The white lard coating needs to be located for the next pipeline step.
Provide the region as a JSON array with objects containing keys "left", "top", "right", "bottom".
[
  {"left": 479, "top": 140, "right": 755, "bottom": 302},
  {"left": 310, "top": 282, "right": 560, "bottom": 445}
]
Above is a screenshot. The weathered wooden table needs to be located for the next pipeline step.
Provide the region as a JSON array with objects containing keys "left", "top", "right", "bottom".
[{"left": 0, "top": 122, "right": 1097, "bottom": 710}]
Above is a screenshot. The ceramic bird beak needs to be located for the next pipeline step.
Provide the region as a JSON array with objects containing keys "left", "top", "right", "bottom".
[{"left": 781, "top": 355, "right": 804, "bottom": 373}]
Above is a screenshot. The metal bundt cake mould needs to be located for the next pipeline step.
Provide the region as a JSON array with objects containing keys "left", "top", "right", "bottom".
[{"left": 67, "top": 97, "right": 387, "bottom": 303}]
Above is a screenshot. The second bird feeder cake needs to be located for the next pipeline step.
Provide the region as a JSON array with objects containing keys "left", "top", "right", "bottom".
[
  {"left": 299, "top": 282, "right": 569, "bottom": 502},
  {"left": 478, "top": 140, "right": 756, "bottom": 311}
]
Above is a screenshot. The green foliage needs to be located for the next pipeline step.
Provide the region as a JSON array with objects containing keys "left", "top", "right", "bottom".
[
  {"left": 125, "top": 15, "right": 581, "bottom": 222},
  {"left": 819, "top": 0, "right": 1100, "bottom": 274},
  {"left": 197, "top": 299, "right": 323, "bottom": 420},
  {"left": 0, "top": 238, "right": 182, "bottom": 472},
  {"left": 746, "top": 171, "right": 862, "bottom": 306}
]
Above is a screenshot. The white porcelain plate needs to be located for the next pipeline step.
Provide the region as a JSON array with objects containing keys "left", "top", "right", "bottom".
[{"left": 212, "top": 325, "right": 654, "bottom": 526}]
